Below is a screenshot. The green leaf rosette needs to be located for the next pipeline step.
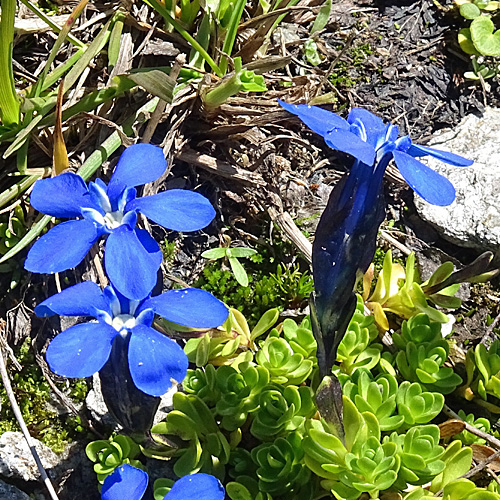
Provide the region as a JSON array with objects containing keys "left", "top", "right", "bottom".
[
  {"left": 250, "top": 384, "right": 315, "bottom": 441},
  {"left": 303, "top": 396, "right": 400, "bottom": 500},
  {"left": 216, "top": 362, "right": 270, "bottom": 431},
  {"left": 387, "top": 424, "right": 445, "bottom": 489},
  {"left": 256, "top": 336, "right": 314, "bottom": 385}
]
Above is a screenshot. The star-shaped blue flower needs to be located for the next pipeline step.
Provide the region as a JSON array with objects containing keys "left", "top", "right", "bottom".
[
  {"left": 101, "top": 464, "right": 225, "bottom": 500},
  {"left": 278, "top": 100, "right": 473, "bottom": 206},
  {"left": 25, "top": 143, "right": 216, "bottom": 300},
  {"left": 36, "top": 281, "right": 228, "bottom": 396}
]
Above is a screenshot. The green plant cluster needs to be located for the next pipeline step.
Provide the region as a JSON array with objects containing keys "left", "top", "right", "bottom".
[
  {"left": 456, "top": 0, "right": 500, "bottom": 56},
  {"left": 0, "top": 337, "right": 87, "bottom": 453},
  {"left": 85, "top": 250, "right": 500, "bottom": 500},
  {"left": 463, "top": 339, "right": 500, "bottom": 411},
  {"left": 86, "top": 434, "right": 143, "bottom": 484},
  {"left": 196, "top": 260, "right": 313, "bottom": 327}
]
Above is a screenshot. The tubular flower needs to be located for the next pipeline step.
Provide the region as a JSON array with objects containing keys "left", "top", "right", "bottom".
[
  {"left": 101, "top": 464, "right": 225, "bottom": 500},
  {"left": 36, "top": 281, "right": 228, "bottom": 397},
  {"left": 25, "top": 143, "right": 216, "bottom": 300},
  {"left": 278, "top": 100, "right": 473, "bottom": 206}
]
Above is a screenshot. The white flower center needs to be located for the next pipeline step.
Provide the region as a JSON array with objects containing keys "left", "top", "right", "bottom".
[
  {"left": 104, "top": 210, "right": 124, "bottom": 229},
  {"left": 112, "top": 314, "right": 136, "bottom": 334}
]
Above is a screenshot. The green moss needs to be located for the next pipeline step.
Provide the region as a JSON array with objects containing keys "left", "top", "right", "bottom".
[
  {"left": 0, "top": 337, "right": 88, "bottom": 453},
  {"left": 328, "top": 42, "right": 374, "bottom": 89},
  {"left": 196, "top": 261, "right": 313, "bottom": 327}
]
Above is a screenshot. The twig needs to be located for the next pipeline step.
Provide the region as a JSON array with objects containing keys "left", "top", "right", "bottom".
[
  {"left": 480, "top": 311, "right": 500, "bottom": 345},
  {"left": 267, "top": 206, "right": 312, "bottom": 263},
  {"left": 461, "top": 449, "right": 500, "bottom": 480},
  {"left": 443, "top": 405, "right": 500, "bottom": 449},
  {"left": 379, "top": 229, "right": 412, "bottom": 256},
  {"left": 0, "top": 347, "right": 59, "bottom": 500}
]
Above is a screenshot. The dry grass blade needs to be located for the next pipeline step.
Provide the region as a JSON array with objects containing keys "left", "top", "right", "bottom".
[
  {"left": 178, "top": 149, "right": 266, "bottom": 186},
  {"left": 52, "top": 80, "right": 68, "bottom": 175}
]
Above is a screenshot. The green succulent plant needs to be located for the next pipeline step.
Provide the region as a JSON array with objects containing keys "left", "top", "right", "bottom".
[
  {"left": 455, "top": 410, "right": 491, "bottom": 445},
  {"left": 342, "top": 370, "right": 403, "bottom": 431},
  {"left": 343, "top": 371, "right": 444, "bottom": 431},
  {"left": 85, "top": 434, "right": 143, "bottom": 484},
  {"left": 183, "top": 363, "right": 221, "bottom": 406},
  {"left": 364, "top": 251, "right": 460, "bottom": 330},
  {"left": 466, "top": 340, "right": 500, "bottom": 405},
  {"left": 429, "top": 439, "right": 473, "bottom": 493},
  {"left": 396, "top": 380, "right": 444, "bottom": 426},
  {"left": 405, "top": 478, "right": 500, "bottom": 500},
  {"left": 396, "top": 338, "right": 463, "bottom": 394},
  {"left": 336, "top": 295, "right": 382, "bottom": 376},
  {"left": 183, "top": 308, "right": 279, "bottom": 367},
  {"left": 153, "top": 478, "right": 175, "bottom": 500},
  {"left": 226, "top": 480, "right": 272, "bottom": 500},
  {"left": 280, "top": 316, "right": 317, "bottom": 361},
  {"left": 250, "top": 384, "right": 315, "bottom": 441},
  {"left": 230, "top": 433, "right": 314, "bottom": 499},
  {"left": 303, "top": 396, "right": 400, "bottom": 500},
  {"left": 215, "top": 362, "right": 270, "bottom": 431},
  {"left": 387, "top": 424, "right": 445, "bottom": 489},
  {"left": 393, "top": 314, "right": 444, "bottom": 349},
  {"left": 0, "top": 206, "right": 27, "bottom": 254},
  {"left": 151, "top": 392, "right": 230, "bottom": 478},
  {"left": 255, "top": 336, "right": 314, "bottom": 385}
]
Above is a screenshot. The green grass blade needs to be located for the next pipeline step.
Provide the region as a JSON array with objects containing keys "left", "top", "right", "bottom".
[
  {"left": 18, "top": 0, "right": 85, "bottom": 49},
  {"left": 63, "top": 19, "right": 112, "bottom": 93},
  {"left": 0, "top": 0, "right": 20, "bottom": 125},
  {"left": 0, "top": 95, "right": 161, "bottom": 264},
  {"left": 219, "top": 0, "right": 247, "bottom": 75},
  {"left": 32, "top": 0, "right": 89, "bottom": 98},
  {"left": 143, "top": 0, "right": 223, "bottom": 77},
  {"left": 0, "top": 173, "right": 42, "bottom": 210}
]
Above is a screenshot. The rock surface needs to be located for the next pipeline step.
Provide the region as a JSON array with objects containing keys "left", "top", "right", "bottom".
[
  {"left": 414, "top": 107, "right": 500, "bottom": 252},
  {"left": 0, "top": 432, "right": 59, "bottom": 482},
  {"left": 0, "top": 479, "right": 30, "bottom": 499}
]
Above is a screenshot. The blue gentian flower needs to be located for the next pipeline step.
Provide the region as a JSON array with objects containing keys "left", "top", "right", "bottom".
[
  {"left": 36, "top": 281, "right": 228, "bottom": 396},
  {"left": 25, "top": 143, "right": 216, "bottom": 300},
  {"left": 101, "top": 464, "right": 225, "bottom": 500},
  {"left": 278, "top": 100, "right": 473, "bottom": 206}
]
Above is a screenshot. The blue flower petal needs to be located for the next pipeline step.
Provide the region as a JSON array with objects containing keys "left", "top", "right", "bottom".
[
  {"left": 24, "top": 219, "right": 100, "bottom": 274},
  {"left": 101, "top": 464, "right": 148, "bottom": 500},
  {"left": 35, "top": 282, "right": 110, "bottom": 318},
  {"left": 164, "top": 474, "right": 225, "bottom": 500},
  {"left": 30, "top": 173, "right": 95, "bottom": 218},
  {"left": 278, "top": 99, "right": 349, "bottom": 136},
  {"left": 393, "top": 150, "right": 456, "bottom": 206},
  {"left": 324, "top": 128, "right": 377, "bottom": 165},
  {"left": 107, "top": 144, "right": 167, "bottom": 203},
  {"left": 143, "top": 288, "right": 229, "bottom": 328},
  {"left": 127, "top": 190, "right": 216, "bottom": 233},
  {"left": 347, "top": 108, "right": 386, "bottom": 137},
  {"left": 46, "top": 322, "right": 117, "bottom": 378},
  {"left": 406, "top": 144, "right": 473, "bottom": 167},
  {"left": 105, "top": 227, "right": 159, "bottom": 301},
  {"left": 135, "top": 228, "right": 163, "bottom": 269},
  {"left": 128, "top": 324, "right": 188, "bottom": 396}
]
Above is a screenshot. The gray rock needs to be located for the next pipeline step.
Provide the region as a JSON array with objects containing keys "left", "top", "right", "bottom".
[
  {"left": 0, "top": 480, "right": 30, "bottom": 500},
  {"left": 0, "top": 432, "right": 59, "bottom": 482},
  {"left": 415, "top": 107, "right": 500, "bottom": 251},
  {"left": 85, "top": 374, "right": 119, "bottom": 429}
]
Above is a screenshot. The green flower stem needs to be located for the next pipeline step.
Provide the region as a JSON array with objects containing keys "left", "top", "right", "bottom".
[{"left": 0, "top": 0, "right": 20, "bottom": 126}]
